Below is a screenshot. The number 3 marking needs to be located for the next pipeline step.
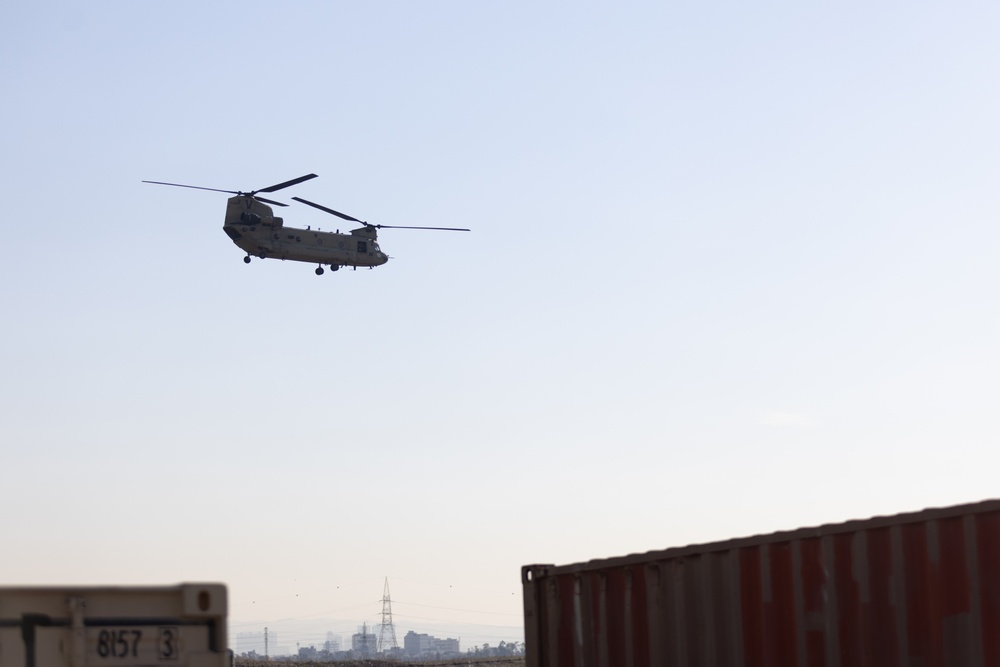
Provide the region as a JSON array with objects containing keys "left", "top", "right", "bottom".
[{"left": 158, "top": 627, "right": 179, "bottom": 660}]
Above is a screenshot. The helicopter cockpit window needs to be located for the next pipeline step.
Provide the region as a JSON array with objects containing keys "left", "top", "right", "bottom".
[{"left": 357, "top": 240, "right": 368, "bottom": 254}]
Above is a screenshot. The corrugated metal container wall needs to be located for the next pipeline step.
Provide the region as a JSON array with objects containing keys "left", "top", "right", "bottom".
[{"left": 522, "top": 499, "right": 1000, "bottom": 667}]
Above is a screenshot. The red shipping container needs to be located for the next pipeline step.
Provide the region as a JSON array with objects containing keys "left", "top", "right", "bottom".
[{"left": 522, "top": 499, "right": 1000, "bottom": 667}]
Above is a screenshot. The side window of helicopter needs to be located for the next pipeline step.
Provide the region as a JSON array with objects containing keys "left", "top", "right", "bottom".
[{"left": 357, "top": 241, "right": 368, "bottom": 254}]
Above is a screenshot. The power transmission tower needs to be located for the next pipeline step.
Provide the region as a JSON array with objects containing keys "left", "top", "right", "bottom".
[{"left": 377, "top": 577, "right": 398, "bottom": 654}]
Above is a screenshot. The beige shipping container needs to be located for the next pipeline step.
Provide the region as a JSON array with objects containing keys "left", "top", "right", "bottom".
[
  {"left": 0, "top": 583, "right": 227, "bottom": 667},
  {"left": 522, "top": 499, "right": 1000, "bottom": 667}
]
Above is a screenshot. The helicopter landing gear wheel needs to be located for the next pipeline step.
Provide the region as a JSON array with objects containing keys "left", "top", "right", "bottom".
[
  {"left": 244, "top": 255, "right": 251, "bottom": 264},
  {"left": 315, "top": 266, "right": 324, "bottom": 276}
]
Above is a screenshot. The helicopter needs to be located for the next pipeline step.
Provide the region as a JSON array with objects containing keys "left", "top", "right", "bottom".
[{"left": 142, "top": 174, "right": 469, "bottom": 274}]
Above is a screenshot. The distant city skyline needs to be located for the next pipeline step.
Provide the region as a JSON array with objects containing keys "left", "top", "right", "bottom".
[
  {"left": 234, "top": 621, "right": 471, "bottom": 658},
  {"left": 231, "top": 615, "right": 517, "bottom": 658}
]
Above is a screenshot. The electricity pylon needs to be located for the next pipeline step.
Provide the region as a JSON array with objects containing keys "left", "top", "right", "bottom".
[{"left": 377, "top": 577, "right": 398, "bottom": 654}]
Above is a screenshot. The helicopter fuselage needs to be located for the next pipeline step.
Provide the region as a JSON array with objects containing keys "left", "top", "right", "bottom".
[{"left": 223, "top": 195, "right": 388, "bottom": 269}]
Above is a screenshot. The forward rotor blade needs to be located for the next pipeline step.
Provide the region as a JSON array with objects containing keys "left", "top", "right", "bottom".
[
  {"left": 375, "top": 225, "right": 471, "bottom": 232},
  {"left": 292, "top": 197, "right": 366, "bottom": 223},
  {"left": 257, "top": 173, "right": 318, "bottom": 194},
  {"left": 142, "top": 181, "right": 238, "bottom": 195},
  {"left": 254, "top": 196, "right": 289, "bottom": 207}
]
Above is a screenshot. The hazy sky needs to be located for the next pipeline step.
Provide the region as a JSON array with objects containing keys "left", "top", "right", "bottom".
[{"left": 3, "top": 0, "right": 999, "bottom": 651}]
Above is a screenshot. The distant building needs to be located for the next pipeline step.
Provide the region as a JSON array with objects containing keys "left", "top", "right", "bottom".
[
  {"left": 352, "top": 622, "right": 377, "bottom": 656},
  {"left": 403, "top": 630, "right": 460, "bottom": 657},
  {"left": 403, "top": 631, "right": 431, "bottom": 656},
  {"left": 324, "top": 632, "right": 342, "bottom": 653},
  {"left": 436, "top": 637, "right": 461, "bottom": 655}
]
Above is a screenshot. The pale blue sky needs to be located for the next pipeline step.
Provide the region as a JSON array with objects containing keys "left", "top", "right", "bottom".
[{"left": 2, "top": 0, "right": 999, "bottom": 650}]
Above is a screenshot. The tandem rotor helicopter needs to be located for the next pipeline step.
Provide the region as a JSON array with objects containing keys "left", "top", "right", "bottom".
[{"left": 142, "top": 173, "right": 469, "bottom": 274}]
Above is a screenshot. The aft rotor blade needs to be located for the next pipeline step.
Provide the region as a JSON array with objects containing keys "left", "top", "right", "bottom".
[
  {"left": 142, "top": 181, "right": 238, "bottom": 195},
  {"left": 292, "top": 197, "right": 366, "bottom": 223},
  {"left": 375, "top": 224, "right": 471, "bottom": 232},
  {"left": 293, "top": 196, "right": 469, "bottom": 230},
  {"left": 257, "top": 174, "right": 318, "bottom": 194}
]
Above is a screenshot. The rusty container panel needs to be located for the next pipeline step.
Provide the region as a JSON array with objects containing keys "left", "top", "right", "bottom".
[{"left": 522, "top": 499, "right": 1000, "bottom": 667}]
